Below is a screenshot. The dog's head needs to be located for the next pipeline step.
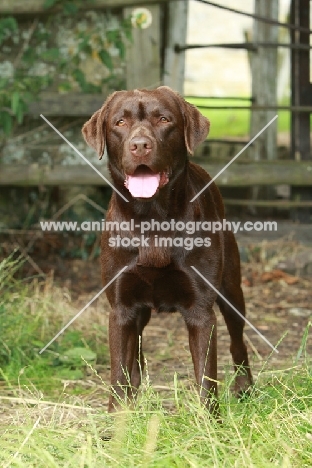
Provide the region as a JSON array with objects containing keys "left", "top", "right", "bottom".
[{"left": 82, "top": 86, "right": 209, "bottom": 199}]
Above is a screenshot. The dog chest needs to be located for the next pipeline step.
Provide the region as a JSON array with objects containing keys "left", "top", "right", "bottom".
[{"left": 118, "top": 267, "right": 196, "bottom": 313}]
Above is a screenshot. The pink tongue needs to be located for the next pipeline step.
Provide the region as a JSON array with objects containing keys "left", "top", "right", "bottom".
[{"left": 127, "top": 172, "right": 160, "bottom": 198}]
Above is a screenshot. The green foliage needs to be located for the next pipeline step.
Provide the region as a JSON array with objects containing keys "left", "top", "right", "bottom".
[
  {"left": 43, "top": 0, "right": 58, "bottom": 8},
  {"left": 72, "top": 68, "right": 101, "bottom": 93},
  {"left": 0, "top": 17, "right": 18, "bottom": 45},
  {"left": 0, "top": 256, "right": 108, "bottom": 387},
  {"left": 0, "top": 4, "right": 132, "bottom": 142},
  {"left": 99, "top": 49, "right": 114, "bottom": 71},
  {"left": 58, "top": 347, "right": 96, "bottom": 365}
]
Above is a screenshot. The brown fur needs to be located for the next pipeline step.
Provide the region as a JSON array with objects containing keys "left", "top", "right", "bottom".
[{"left": 82, "top": 86, "right": 253, "bottom": 414}]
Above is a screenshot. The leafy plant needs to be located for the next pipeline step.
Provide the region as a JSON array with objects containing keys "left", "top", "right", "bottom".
[
  {"left": 0, "top": 256, "right": 108, "bottom": 381},
  {"left": 0, "top": 3, "right": 132, "bottom": 142}
]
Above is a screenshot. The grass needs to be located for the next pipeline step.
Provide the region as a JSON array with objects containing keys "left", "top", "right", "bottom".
[
  {"left": 185, "top": 97, "right": 307, "bottom": 139},
  {"left": 0, "top": 254, "right": 108, "bottom": 392},
  {"left": 1, "top": 358, "right": 312, "bottom": 467},
  {"left": 1, "top": 256, "right": 312, "bottom": 467}
]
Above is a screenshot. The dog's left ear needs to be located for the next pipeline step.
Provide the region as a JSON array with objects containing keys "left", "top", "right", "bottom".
[
  {"left": 157, "top": 86, "right": 210, "bottom": 155},
  {"left": 82, "top": 91, "right": 118, "bottom": 160},
  {"left": 181, "top": 99, "right": 210, "bottom": 155}
]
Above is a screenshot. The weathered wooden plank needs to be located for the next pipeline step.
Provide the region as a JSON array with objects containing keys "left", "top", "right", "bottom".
[
  {"left": 204, "top": 161, "right": 312, "bottom": 187},
  {"left": 0, "top": 164, "right": 111, "bottom": 186},
  {"left": 163, "top": 0, "right": 188, "bottom": 93},
  {"left": 124, "top": 5, "right": 161, "bottom": 89},
  {"left": 0, "top": 0, "right": 173, "bottom": 15},
  {"left": 28, "top": 93, "right": 107, "bottom": 117},
  {"left": 1, "top": 161, "right": 312, "bottom": 186},
  {"left": 28, "top": 93, "right": 312, "bottom": 117},
  {"left": 224, "top": 199, "right": 312, "bottom": 208}
]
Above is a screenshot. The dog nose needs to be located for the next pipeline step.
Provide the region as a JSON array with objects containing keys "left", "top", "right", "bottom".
[{"left": 129, "top": 136, "right": 153, "bottom": 158}]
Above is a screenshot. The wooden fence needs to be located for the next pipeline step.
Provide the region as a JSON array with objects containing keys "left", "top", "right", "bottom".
[{"left": 1, "top": 0, "right": 312, "bottom": 212}]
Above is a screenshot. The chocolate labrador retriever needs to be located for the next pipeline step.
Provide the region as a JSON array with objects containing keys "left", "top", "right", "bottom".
[{"left": 82, "top": 86, "right": 253, "bottom": 413}]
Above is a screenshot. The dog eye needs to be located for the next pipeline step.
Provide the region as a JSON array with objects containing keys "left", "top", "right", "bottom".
[
  {"left": 159, "top": 116, "right": 169, "bottom": 123},
  {"left": 116, "top": 119, "right": 126, "bottom": 126}
]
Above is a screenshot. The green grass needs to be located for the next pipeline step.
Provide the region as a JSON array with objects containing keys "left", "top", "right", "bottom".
[
  {"left": 1, "top": 358, "right": 312, "bottom": 467},
  {"left": 1, "top": 256, "right": 312, "bottom": 467},
  {"left": 0, "top": 255, "right": 108, "bottom": 392},
  {"left": 186, "top": 97, "right": 294, "bottom": 139}
]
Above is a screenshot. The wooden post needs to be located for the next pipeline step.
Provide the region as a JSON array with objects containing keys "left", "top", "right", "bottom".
[
  {"left": 248, "top": 0, "right": 279, "bottom": 212},
  {"left": 163, "top": 0, "right": 188, "bottom": 94},
  {"left": 124, "top": 5, "right": 161, "bottom": 90},
  {"left": 290, "top": 0, "right": 312, "bottom": 222},
  {"left": 250, "top": 0, "right": 279, "bottom": 161},
  {"left": 290, "top": 0, "right": 311, "bottom": 161}
]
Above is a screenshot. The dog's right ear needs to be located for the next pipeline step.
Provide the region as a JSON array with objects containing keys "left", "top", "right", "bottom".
[{"left": 82, "top": 92, "right": 118, "bottom": 160}]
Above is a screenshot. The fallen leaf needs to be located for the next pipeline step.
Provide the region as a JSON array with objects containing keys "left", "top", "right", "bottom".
[{"left": 261, "top": 269, "right": 299, "bottom": 285}]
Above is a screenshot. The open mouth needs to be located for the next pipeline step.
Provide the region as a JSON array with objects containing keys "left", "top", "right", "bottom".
[{"left": 124, "top": 165, "right": 169, "bottom": 198}]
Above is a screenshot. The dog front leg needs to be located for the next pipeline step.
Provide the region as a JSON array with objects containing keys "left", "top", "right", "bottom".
[
  {"left": 184, "top": 309, "right": 219, "bottom": 416},
  {"left": 108, "top": 310, "right": 137, "bottom": 412}
]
